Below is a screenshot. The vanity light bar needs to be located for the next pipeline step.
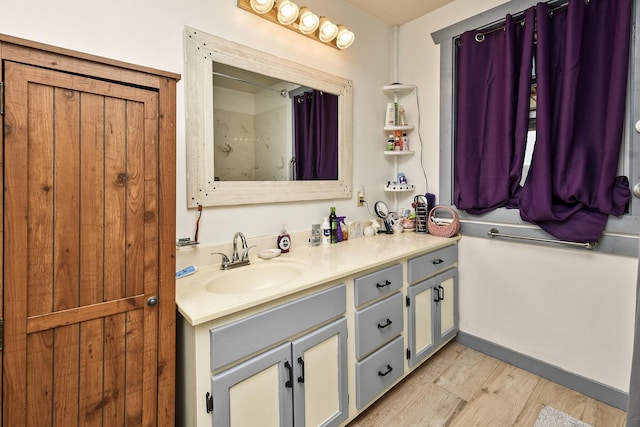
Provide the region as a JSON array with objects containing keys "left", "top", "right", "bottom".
[{"left": 237, "top": 0, "right": 355, "bottom": 50}]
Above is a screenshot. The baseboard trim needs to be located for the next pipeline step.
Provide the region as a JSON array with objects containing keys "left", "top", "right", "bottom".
[{"left": 455, "top": 332, "right": 628, "bottom": 411}]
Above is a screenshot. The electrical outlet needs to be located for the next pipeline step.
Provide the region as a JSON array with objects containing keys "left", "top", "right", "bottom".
[{"left": 357, "top": 190, "right": 365, "bottom": 207}]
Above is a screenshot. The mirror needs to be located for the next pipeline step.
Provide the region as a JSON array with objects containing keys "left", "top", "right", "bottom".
[
  {"left": 184, "top": 27, "right": 353, "bottom": 207},
  {"left": 212, "top": 63, "right": 340, "bottom": 182}
]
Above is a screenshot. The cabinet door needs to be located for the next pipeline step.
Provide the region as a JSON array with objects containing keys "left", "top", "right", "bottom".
[
  {"left": 436, "top": 268, "right": 458, "bottom": 344},
  {"left": 407, "top": 277, "right": 437, "bottom": 368},
  {"left": 292, "top": 319, "right": 348, "bottom": 427},
  {"left": 3, "top": 60, "right": 165, "bottom": 426},
  {"left": 212, "top": 343, "right": 293, "bottom": 427}
]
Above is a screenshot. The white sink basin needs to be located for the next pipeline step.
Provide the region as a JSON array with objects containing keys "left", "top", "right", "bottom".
[{"left": 204, "top": 260, "right": 305, "bottom": 294}]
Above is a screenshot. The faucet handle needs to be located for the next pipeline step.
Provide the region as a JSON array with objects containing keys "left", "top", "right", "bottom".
[
  {"left": 211, "top": 252, "right": 230, "bottom": 268},
  {"left": 242, "top": 245, "right": 257, "bottom": 262}
]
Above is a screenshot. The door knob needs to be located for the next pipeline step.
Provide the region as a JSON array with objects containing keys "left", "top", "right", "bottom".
[{"left": 147, "top": 296, "right": 159, "bottom": 306}]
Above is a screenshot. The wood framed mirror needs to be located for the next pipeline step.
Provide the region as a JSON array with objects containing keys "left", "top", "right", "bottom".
[{"left": 184, "top": 26, "right": 353, "bottom": 207}]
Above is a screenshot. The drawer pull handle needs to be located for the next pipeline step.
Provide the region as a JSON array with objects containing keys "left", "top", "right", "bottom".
[
  {"left": 297, "top": 357, "right": 305, "bottom": 383},
  {"left": 378, "top": 365, "right": 393, "bottom": 377},
  {"left": 376, "top": 280, "right": 391, "bottom": 289},
  {"left": 432, "top": 259, "right": 444, "bottom": 265},
  {"left": 439, "top": 285, "right": 445, "bottom": 301},
  {"left": 377, "top": 319, "right": 392, "bottom": 329},
  {"left": 284, "top": 361, "right": 293, "bottom": 388}
]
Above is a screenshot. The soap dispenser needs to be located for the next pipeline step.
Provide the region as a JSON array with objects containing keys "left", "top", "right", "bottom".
[{"left": 277, "top": 225, "right": 291, "bottom": 253}]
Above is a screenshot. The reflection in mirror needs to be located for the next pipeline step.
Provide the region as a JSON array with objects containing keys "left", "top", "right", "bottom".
[
  {"left": 184, "top": 27, "right": 352, "bottom": 207},
  {"left": 212, "top": 63, "right": 339, "bottom": 181}
]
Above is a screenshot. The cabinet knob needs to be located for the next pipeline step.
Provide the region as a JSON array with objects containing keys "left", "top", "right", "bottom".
[
  {"left": 377, "top": 319, "right": 393, "bottom": 329},
  {"left": 297, "top": 357, "right": 305, "bottom": 383},
  {"left": 376, "top": 280, "right": 391, "bottom": 289},
  {"left": 284, "top": 361, "right": 293, "bottom": 388},
  {"left": 378, "top": 365, "right": 393, "bottom": 377},
  {"left": 432, "top": 286, "right": 445, "bottom": 302},
  {"left": 146, "top": 296, "right": 159, "bottom": 307}
]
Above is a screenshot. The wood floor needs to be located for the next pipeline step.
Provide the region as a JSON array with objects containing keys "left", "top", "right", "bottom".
[{"left": 348, "top": 342, "right": 627, "bottom": 427}]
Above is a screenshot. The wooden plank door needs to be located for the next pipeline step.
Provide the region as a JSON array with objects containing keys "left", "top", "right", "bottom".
[{"left": 3, "top": 60, "right": 161, "bottom": 426}]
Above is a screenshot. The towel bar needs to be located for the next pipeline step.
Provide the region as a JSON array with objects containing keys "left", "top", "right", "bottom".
[{"left": 487, "top": 228, "right": 595, "bottom": 249}]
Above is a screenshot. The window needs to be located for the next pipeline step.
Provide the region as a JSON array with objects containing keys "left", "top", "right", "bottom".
[{"left": 432, "top": 0, "right": 640, "bottom": 256}]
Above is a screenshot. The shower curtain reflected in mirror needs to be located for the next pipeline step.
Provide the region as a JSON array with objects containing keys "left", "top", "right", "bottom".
[{"left": 293, "top": 90, "right": 339, "bottom": 180}]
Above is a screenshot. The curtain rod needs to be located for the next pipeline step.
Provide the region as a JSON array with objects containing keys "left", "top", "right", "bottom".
[
  {"left": 212, "top": 71, "right": 288, "bottom": 98},
  {"left": 487, "top": 228, "right": 595, "bottom": 249},
  {"left": 457, "top": 0, "right": 569, "bottom": 44}
]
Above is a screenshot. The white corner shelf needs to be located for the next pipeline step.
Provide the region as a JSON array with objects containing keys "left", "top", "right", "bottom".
[
  {"left": 384, "top": 150, "right": 415, "bottom": 157},
  {"left": 385, "top": 184, "right": 415, "bottom": 192},
  {"left": 382, "top": 84, "right": 417, "bottom": 213},
  {"left": 383, "top": 84, "right": 417, "bottom": 96},
  {"left": 384, "top": 125, "right": 415, "bottom": 132}
]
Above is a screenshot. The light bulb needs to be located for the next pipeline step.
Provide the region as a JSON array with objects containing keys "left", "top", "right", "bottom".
[
  {"left": 319, "top": 17, "right": 338, "bottom": 42},
  {"left": 276, "top": 0, "right": 299, "bottom": 25},
  {"left": 298, "top": 7, "right": 319, "bottom": 34},
  {"left": 249, "top": 0, "right": 274, "bottom": 14},
  {"left": 336, "top": 25, "right": 355, "bottom": 49}
]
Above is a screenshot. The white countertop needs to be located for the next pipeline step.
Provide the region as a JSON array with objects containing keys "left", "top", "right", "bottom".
[{"left": 175, "top": 232, "right": 459, "bottom": 326}]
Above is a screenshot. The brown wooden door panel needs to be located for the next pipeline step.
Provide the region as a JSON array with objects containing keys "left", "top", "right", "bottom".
[
  {"left": 3, "top": 60, "right": 161, "bottom": 426},
  {"left": 22, "top": 312, "right": 147, "bottom": 426}
]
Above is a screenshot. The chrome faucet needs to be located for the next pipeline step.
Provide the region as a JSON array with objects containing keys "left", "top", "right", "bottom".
[
  {"left": 211, "top": 232, "right": 255, "bottom": 270},
  {"left": 231, "top": 232, "right": 248, "bottom": 263}
]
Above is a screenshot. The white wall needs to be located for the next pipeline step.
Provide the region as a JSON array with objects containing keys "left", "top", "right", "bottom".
[
  {"left": 2, "top": 0, "right": 636, "bottom": 395},
  {"left": 1, "top": 0, "right": 393, "bottom": 244},
  {"left": 399, "top": 0, "right": 638, "bottom": 393}
]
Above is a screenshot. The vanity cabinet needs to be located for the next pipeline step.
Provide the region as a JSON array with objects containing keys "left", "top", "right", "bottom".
[
  {"left": 176, "top": 235, "right": 461, "bottom": 427},
  {"left": 208, "top": 284, "right": 348, "bottom": 427},
  {"left": 406, "top": 247, "right": 459, "bottom": 368},
  {"left": 353, "top": 265, "right": 405, "bottom": 409}
]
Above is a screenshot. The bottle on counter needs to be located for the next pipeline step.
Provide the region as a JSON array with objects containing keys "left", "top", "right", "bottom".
[
  {"left": 310, "top": 224, "right": 321, "bottom": 246},
  {"left": 321, "top": 217, "right": 331, "bottom": 245},
  {"left": 329, "top": 207, "right": 338, "bottom": 244},
  {"left": 339, "top": 216, "right": 348, "bottom": 241},
  {"left": 336, "top": 216, "right": 345, "bottom": 242}
]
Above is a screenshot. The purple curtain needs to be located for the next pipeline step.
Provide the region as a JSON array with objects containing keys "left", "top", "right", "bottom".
[
  {"left": 294, "top": 90, "right": 339, "bottom": 180},
  {"left": 518, "top": 0, "right": 633, "bottom": 242},
  {"left": 454, "top": 8, "right": 535, "bottom": 214}
]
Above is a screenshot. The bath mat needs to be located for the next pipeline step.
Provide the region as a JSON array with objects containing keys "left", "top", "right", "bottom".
[{"left": 534, "top": 406, "right": 593, "bottom": 427}]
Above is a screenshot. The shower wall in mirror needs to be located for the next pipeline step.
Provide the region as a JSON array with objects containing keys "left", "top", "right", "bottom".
[{"left": 212, "top": 63, "right": 294, "bottom": 181}]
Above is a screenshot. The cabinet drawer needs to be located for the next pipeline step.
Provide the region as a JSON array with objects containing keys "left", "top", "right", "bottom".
[
  {"left": 354, "top": 263, "right": 402, "bottom": 306},
  {"left": 407, "top": 244, "right": 457, "bottom": 284},
  {"left": 355, "top": 335, "right": 404, "bottom": 410},
  {"left": 355, "top": 292, "right": 403, "bottom": 359},
  {"left": 210, "top": 283, "right": 346, "bottom": 371}
]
